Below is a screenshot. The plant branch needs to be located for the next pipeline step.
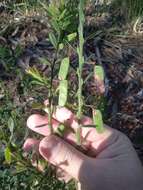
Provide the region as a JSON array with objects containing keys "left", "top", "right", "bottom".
[
  {"left": 76, "top": 0, "right": 85, "bottom": 145},
  {"left": 48, "top": 46, "right": 59, "bottom": 134},
  {"left": 77, "top": 0, "right": 85, "bottom": 118}
]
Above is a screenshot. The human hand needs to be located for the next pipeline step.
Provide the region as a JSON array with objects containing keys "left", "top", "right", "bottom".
[{"left": 23, "top": 107, "right": 143, "bottom": 190}]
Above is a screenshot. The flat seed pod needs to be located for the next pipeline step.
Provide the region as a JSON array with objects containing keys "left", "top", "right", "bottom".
[
  {"left": 58, "top": 57, "right": 70, "bottom": 80},
  {"left": 58, "top": 80, "right": 68, "bottom": 107},
  {"left": 94, "top": 65, "right": 104, "bottom": 81},
  {"left": 93, "top": 109, "right": 104, "bottom": 133}
]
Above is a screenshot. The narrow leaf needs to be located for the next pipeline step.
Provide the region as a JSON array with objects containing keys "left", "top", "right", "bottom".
[
  {"left": 8, "top": 117, "right": 14, "bottom": 141},
  {"left": 51, "top": 20, "right": 60, "bottom": 35},
  {"left": 49, "top": 33, "right": 58, "bottom": 49},
  {"left": 8, "top": 117, "right": 14, "bottom": 134},
  {"left": 67, "top": 33, "right": 77, "bottom": 42},
  {"left": 58, "top": 80, "right": 68, "bottom": 107},
  {"left": 58, "top": 57, "right": 70, "bottom": 80},
  {"left": 93, "top": 109, "right": 104, "bottom": 133},
  {"left": 4, "top": 147, "right": 12, "bottom": 164},
  {"left": 31, "top": 80, "right": 46, "bottom": 86},
  {"left": 59, "top": 43, "right": 64, "bottom": 50},
  {"left": 16, "top": 165, "right": 27, "bottom": 173},
  {"left": 26, "top": 67, "right": 47, "bottom": 84}
]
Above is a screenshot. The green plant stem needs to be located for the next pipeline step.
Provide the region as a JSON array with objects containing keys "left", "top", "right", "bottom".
[
  {"left": 77, "top": 74, "right": 83, "bottom": 119},
  {"left": 48, "top": 46, "right": 59, "bottom": 134},
  {"left": 77, "top": 0, "right": 85, "bottom": 118},
  {"left": 77, "top": 0, "right": 85, "bottom": 145}
]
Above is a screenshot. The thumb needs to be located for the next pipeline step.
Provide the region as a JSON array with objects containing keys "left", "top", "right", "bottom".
[{"left": 39, "top": 135, "right": 89, "bottom": 180}]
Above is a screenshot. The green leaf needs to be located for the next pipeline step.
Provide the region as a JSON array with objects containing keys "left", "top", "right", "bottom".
[
  {"left": 59, "top": 43, "right": 64, "bottom": 50},
  {"left": 58, "top": 80, "right": 68, "bottom": 106},
  {"left": 93, "top": 109, "right": 104, "bottom": 133},
  {"left": 67, "top": 33, "right": 77, "bottom": 42},
  {"left": 58, "top": 124, "right": 65, "bottom": 131},
  {"left": 8, "top": 117, "right": 14, "bottom": 134},
  {"left": 8, "top": 117, "right": 14, "bottom": 141},
  {"left": 94, "top": 66, "right": 104, "bottom": 81},
  {"left": 26, "top": 67, "right": 47, "bottom": 85},
  {"left": 16, "top": 165, "right": 27, "bottom": 174},
  {"left": 49, "top": 33, "right": 58, "bottom": 49},
  {"left": 58, "top": 57, "right": 70, "bottom": 80},
  {"left": 51, "top": 20, "right": 60, "bottom": 35},
  {"left": 59, "top": 9, "right": 67, "bottom": 20},
  {"left": 31, "top": 80, "right": 46, "bottom": 86},
  {"left": 4, "top": 147, "right": 12, "bottom": 164}
]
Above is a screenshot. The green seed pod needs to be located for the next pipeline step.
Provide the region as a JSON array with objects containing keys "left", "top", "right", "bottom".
[{"left": 58, "top": 80, "right": 68, "bottom": 107}]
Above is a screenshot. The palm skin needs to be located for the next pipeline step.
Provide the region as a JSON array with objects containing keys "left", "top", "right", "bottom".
[{"left": 24, "top": 107, "right": 143, "bottom": 190}]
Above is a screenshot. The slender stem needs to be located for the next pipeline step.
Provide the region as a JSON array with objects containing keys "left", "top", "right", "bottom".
[
  {"left": 77, "top": 0, "right": 85, "bottom": 119},
  {"left": 77, "top": 0, "right": 85, "bottom": 145},
  {"left": 78, "top": 75, "right": 82, "bottom": 118},
  {"left": 48, "top": 47, "right": 59, "bottom": 134}
]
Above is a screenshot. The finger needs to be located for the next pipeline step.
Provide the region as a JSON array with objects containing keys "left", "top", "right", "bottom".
[
  {"left": 53, "top": 107, "right": 79, "bottom": 129},
  {"left": 23, "top": 138, "right": 46, "bottom": 172},
  {"left": 26, "top": 110, "right": 114, "bottom": 156},
  {"left": 80, "top": 115, "right": 113, "bottom": 149},
  {"left": 26, "top": 113, "right": 91, "bottom": 152},
  {"left": 27, "top": 108, "right": 91, "bottom": 135},
  {"left": 53, "top": 107, "right": 92, "bottom": 132},
  {"left": 53, "top": 108, "right": 114, "bottom": 148},
  {"left": 44, "top": 106, "right": 89, "bottom": 130},
  {"left": 26, "top": 114, "right": 76, "bottom": 143},
  {"left": 26, "top": 114, "right": 84, "bottom": 153},
  {"left": 39, "top": 135, "right": 90, "bottom": 180},
  {"left": 23, "top": 137, "right": 72, "bottom": 181},
  {"left": 23, "top": 138, "right": 40, "bottom": 152},
  {"left": 80, "top": 116, "right": 93, "bottom": 125},
  {"left": 27, "top": 114, "right": 59, "bottom": 136}
]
